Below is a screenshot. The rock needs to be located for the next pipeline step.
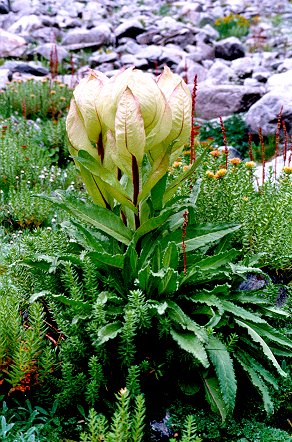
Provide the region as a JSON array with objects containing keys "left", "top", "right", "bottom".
[
  {"left": 218, "top": 145, "right": 243, "bottom": 158},
  {"left": 245, "top": 90, "right": 292, "bottom": 135},
  {"left": 61, "top": 23, "right": 114, "bottom": 49},
  {"left": 2, "top": 61, "right": 49, "bottom": 76},
  {"left": 195, "top": 84, "right": 264, "bottom": 119},
  {"left": 29, "top": 43, "right": 69, "bottom": 62},
  {"left": 0, "top": 29, "right": 27, "bottom": 57},
  {"left": 0, "top": 1, "right": 9, "bottom": 14},
  {"left": 186, "top": 42, "right": 215, "bottom": 62},
  {"left": 115, "top": 19, "right": 145, "bottom": 41},
  {"left": 7, "top": 14, "right": 43, "bottom": 35},
  {"left": 0, "top": 68, "right": 10, "bottom": 89},
  {"left": 215, "top": 36, "right": 246, "bottom": 60},
  {"left": 231, "top": 57, "right": 256, "bottom": 79},
  {"left": 206, "top": 59, "right": 235, "bottom": 84},
  {"left": 176, "top": 59, "right": 207, "bottom": 84},
  {"left": 267, "top": 69, "right": 292, "bottom": 90},
  {"left": 120, "top": 53, "right": 148, "bottom": 68},
  {"left": 277, "top": 58, "right": 292, "bottom": 73}
]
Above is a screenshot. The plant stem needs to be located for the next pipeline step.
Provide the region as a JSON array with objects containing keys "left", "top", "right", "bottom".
[{"left": 132, "top": 155, "right": 140, "bottom": 229}]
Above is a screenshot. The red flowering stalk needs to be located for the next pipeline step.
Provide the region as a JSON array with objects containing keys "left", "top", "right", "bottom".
[
  {"left": 220, "top": 116, "right": 228, "bottom": 169},
  {"left": 248, "top": 132, "right": 254, "bottom": 161},
  {"left": 274, "top": 106, "right": 283, "bottom": 179},
  {"left": 49, "top": 44, "right": 59, "bottom": 80},
  {"left": 182, "top": 210, "right": 189, "bottom": 275},
  {"left": 22, "top": 99, "right": 27, "bottom": 119},
  {"left": 190, "top": 74, "right": 198, "bottom": 164},
  {"left": 258, "top": 127, "right": 265, "bottom": 185},
  {"left": 288, "top": 135, "right": 292, "bottom": 167},
  {"left": 282, "top": 120, "right": 288, "bottom": 165},
  {"left": 183, "top": 58, "right": 188, "bottom": 84}
]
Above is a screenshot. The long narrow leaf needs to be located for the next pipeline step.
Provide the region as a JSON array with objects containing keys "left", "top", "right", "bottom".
[
  {"left": 206, "top": 335, "right": 237, "bottom": 414},
  {"left": 38, "top": 190, "right": 133, "bottom": 245}
]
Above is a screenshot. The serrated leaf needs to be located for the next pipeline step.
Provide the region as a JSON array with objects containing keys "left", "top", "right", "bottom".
[
  {"left": 167, "top": 301, "right": 208, "bottom": 343},
  {"left": 97, "top": 321, "right": 123, "bottom": 345},
  {"left": 234, "top": 351, "right": 274, "bottom": 415},
  {"left": 182, "top": 225, "right": 241, "bottom": 253},
  {"left": 170, "top": 329, "right": 209, "bottom": 368},
  {"left": 39, "top": 190, "right": 133, "bottom": 245},
  {"left": 163, "top": 242, "right": 179, "bottom": 269},
  {"left": 158, "top": 268, "right": 179, "bottom": 295},
  {"left": 206, "top": 335, "right": 237, "bottom": 414},
  {"left": 132, "top": 209, "right": 173, "bottom": 246},
  {"left": 220, "top": 299, "right": 266, "bottom": 324},
  {"left": 29, "top": 291, "right": 51, "bottom": 304},
  {"left": 235, "top": 319, "right": 287, "bottom": 377},
  {"left": 203, "top": 376, "right": 227, "bottom": 422},
  {"left": 87, "top": 251, "right": 124, "bottom": 269}
]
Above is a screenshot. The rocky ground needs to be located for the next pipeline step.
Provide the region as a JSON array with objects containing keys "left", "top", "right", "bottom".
[{"left": 0, "top": 0, "right": 292, "bottom": 136}]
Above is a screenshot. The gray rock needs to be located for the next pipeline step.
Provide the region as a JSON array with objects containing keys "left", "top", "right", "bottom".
[
  {"left": 0, "top": 29, "right": 27, "bottom": 57},
  {"left": 206, "top": 60, "right": 235, "bottom": 84},
  {"left": 115, "top": 19, "right": 145, "bottom": 40},
  {"left": 29, "top": 43, "right": 69, "bottom": 62},
  {"left": 0, "top": 1, "right": 9, "bottom": 14},
  {"left": 267, "top": 69, "right": 292, "bottom": 90},
  {"left": 245, "top": 90, "right": 292, "bottom": 135},
  {"left": 231, "top": 57, "right": 256, "bottom": 79},
  {"left": 186, "top": 42, "right": 215, "bottom": 62},
  {"left": 277, "top": 58, "right": 292, "bottom": 73},
  {"left": 176, "top": 59, "right": 207, "bottom": 84},
  {"left": 136, "top": 45, "right": 162, "bottom": 61},
  {"left": 61, "top": 23, "right": 113, "bottom": 49},
  {"left": 88, "top": 51, "right": 118, "bottom": 68},
  {"left": 195, "top": 84, "right": 264, "bottom": 119},
  {"left": 2, "top": 61, "right": 49, "bottom": 76},
  {"left": 120, "top": 53, "right": 148, "bottom": 68},
  {"left": 215, "top": 36, "right": 246, "bottom": 60},
  {"left": 7, "top": 14, "right": 43, "bottom": 35},
  {"left": 219, "top": 145, "right": 243, "bottom": 159},
  {"left": 0, "top": 68, "right": 10, "bottom": 89}
]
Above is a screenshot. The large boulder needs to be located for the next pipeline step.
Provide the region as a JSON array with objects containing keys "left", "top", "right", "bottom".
[
  {"left": 0, "top": 29, "right": 27, "bottom": 57},
  {"left": 215, "top": 36, "right": 245, "bottom": 60},
  {"left": 61, "top": 24, "right": 114, "bottom": 50},
  {"left": 245, "top": 90, "right": 292, "bottom": 135},
  {"left": 195, "top": 84, "right": 264, "bottom": 119}
]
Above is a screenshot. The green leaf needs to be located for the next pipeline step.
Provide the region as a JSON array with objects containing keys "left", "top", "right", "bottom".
[
  {"left": 189, "top": 293, "right": 224, "bottom": 316},
  {"left": 234, "top": 351, "right": 274, "bottom": 415},
  {"left": 157, "top": 268, "right": 179, "bottom": 295},
  {"left": 132, "top": 209, "right": 173, "bottom": 246},
  {"left": 235, "top": 319, "right": 287, "bottom": 377},
  {"left": 97, "top": 321, "right": 123, "bottom": 345},
  {"left": 220, "top": 299, "right": 266, "bottom": 324},
  {"left": 39, "top": 190, "right": 133, "bottom": 245},
  {"left": 163, "top": 149, "right": 208, "bottom": 203},
  {"left": 167, "top": 301, "right": 208, "bottom": 343},
  {"left": 62, "top": 219, "right": 109, "bottom": 253},
  {"left": 206, "top": 335, "right": 237, "bottom": 414},
  {"left": 138, "top": 145, "right": 171, "bottom": 204},
  {"left": 202, "top": 376, "right": 227, "bottom": 422},
  {"left": 170, "top": 329, "right": 209, "bottom": 368},
  {"left": 162, "top": 242, "right": 179, "bottom": 269},
  {"left": 122, "top": 242, "right": 138, "bottom": 284},
  {"left": 87, "top": 251, "right": 124, "bottom": 269},
  {"left": 182, "top": 225, "right": 241, "bottom": 253},
  {"left": 182, "top": 250, "right": 239, "bottom": 285},
  {"left": 245, "top": 321, "right": 292, "bottom": 351},
  {"left": 29, "top": 291, "right": 51, "bottom": 304},
  {"left": 52, "top": 294, "right": 91, "bottom": 312},
  {"left": 76, "top": 150, "right": 137, "bottom": 213}
]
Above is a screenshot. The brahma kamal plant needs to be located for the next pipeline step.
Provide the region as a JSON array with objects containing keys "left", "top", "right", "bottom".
[
  {"left": 28, "top": 66, "right": 292, "bottom": 423},
  {"left": 65, "top": 65, "right": 194, "bottom": 230}
]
